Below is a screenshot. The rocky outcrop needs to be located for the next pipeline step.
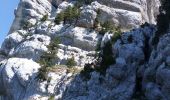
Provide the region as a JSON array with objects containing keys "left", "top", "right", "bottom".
[
  {"left": 0, "top": 58, "right": 40, "bottom": 100},
  {"left": 2, "top": 0, "right": 170, "bottom": 100},
  {"left": 0, "top": 58, "right": 73, "bottom": 100},
  {"left": 143, "top": 33, "right": 170, "bottom": 100},
  {"left": 62, "top": 24, "right": 156, "bottom": 100},
  {"left": 3, "top": 24, "right": 170, "bottom": 100},
  {"left": 9, "top": 0, "right": 57, "bottom": 34},
  {"left": 9, "top": 0, "right": 160, "bottom": 34},
  {"left": 97, "top": 0, "right": 160, "bottom": 24}
]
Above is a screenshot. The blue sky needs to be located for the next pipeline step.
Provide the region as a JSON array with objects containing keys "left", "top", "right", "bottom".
[{"left": 0, "top": 0, "right": 19, "bottom": 45}]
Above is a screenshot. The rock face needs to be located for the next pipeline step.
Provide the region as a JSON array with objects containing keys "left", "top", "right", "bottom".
[
  {"left": 143, "top": 33, "right": 170, "bottom": 100},
  {"left": 9, "top": 0, "right": 160, "bottom": 34},
  {"left": 97, "top": 0, "right": 160, "bottom": 24},
  {"left": 2, "top": 0, "right": 170, "bottom": 100},
  {"left": 62, "top": 24, "right": 156, "bottom": 100},
  {"left": 0, "top": 58, "right": 41, "bottom": 100}
]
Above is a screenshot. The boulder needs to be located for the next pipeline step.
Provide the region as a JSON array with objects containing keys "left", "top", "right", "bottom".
[{"left": 0, "top": 58, "right": 40, "bottom": 100}]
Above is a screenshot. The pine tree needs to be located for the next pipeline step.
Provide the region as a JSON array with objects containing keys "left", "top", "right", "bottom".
[
  {"left": 54, "top": 12, "right": 64, "bottom": 24},
  {"left": 37, "top": 37, "right": 60, "bottom": 81},
  {"left": 64, "top": 6, "right": 73, "bottom": 24},
  {"left": 99, "top": 21, "right": 115, "bottom": 35},
  {"left": 41, "top": 14, "right": 48, "bottom": 22},
  {"left": 66, "top": 57, "right": 77, "bottom": 68}
]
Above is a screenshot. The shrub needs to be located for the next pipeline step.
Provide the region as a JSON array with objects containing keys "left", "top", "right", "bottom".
[
  {"left": 67, "top": 67, "right": 81, "bottom": 74},
  {"left": 37, "top": 64, "right": 48, "bottom": 81},
  {"left": 54, "top": 6, "right": 80, "bottom": 25},
  {"left": 54, "top": 12, "right": 64, "bottom": 24},
  {"left": 37, "top": 37, "right": 60, "bottom": 81},
  {"left": 93, "top": 17, "right": 100, "bottom": 30},
  {"left": 75, "top": 0, "right": 84, "bottom": 7},
  {"left": 47, "top": 37, "right": 60, "bottom": 53},
  {"left": 64, "top": 6, "right": 80, "bottom": 24},
  {"left": 66, "top": 57, "right": 77, "bottom": 68},
  {"left": 48, "top": 95, "right": 55, "bottom": 100},
  {"left": 77, "top": 0, "right": 93, "bottom": 5},
  {"left": 111, "top": 27, "right": 121, "bottom": 43},
  {"left": 95, "top": 39, "right": 101, "bottom": 51},
  {"left": 96, "top": 41, "right": 116, "bottom": 75},
  {"left": 84, "top": 0, "right": 93, "bottom": 5},
  {"left": 99, "top": 21, "right": 118, "bottom": 35},
  {"left": 22, "top": 21, "right": 33, "bottom": 30},
  {"left": 93, "top": 10, "right": 101, "bottom": 30},
  {"left": 41, "top": 14, "right": 48, "bottom": 22},
  {"left": 80, "top": 63, "right": 95, "bottom": 81}
]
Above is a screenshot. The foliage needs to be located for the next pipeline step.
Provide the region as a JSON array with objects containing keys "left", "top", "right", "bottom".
[
  {"left": 99, "top": 21, "right": 119, "bottom": 35},
  {"left": 75, "top": 0, "right": 84, "bottom": 7},
  {"left": 93, "top": 17, "right": 100, "bottom": 30},
  {"left": 54, "top": 6, "right": 80, "bottom": 25},
  {"left": 22, "top": 21, "right": 33, "bottom": 30},
  {"left": 80, "top": 63, "right": 95, "bottom": 81},
  {"left": 96, "top": 41, "right": 116, "bottom": 75},
  {"left": 81, "top": 40, "right": 117, "bottom": 79},
  {"left": 47, "top": 37, "right": 60, "bottom": 53},
  {"left": 48, "top": 95, "right": 55, "bottom": 100},
  {"left": 95, "top": 38, "right": 102, "bottom": 51},
  {"left": 54, "top": 12, "right": 64, "bottom": 25},
  {"left": 37, "top": 37, "right": 60, "bottom": 81},
  {"left": 84, "top": 0, "right": 94, "bottom": 5},
  {"left": 66, "top": 57, "right": 77, "bottom": 68},
  {"left": 67, "top": 67, "right": 82, "bottom": 75},
  {"left": 64, "top": 6, "right": 80, "bottom": 24},
  {"left": 41, "top": 14, "right": 48, "bottom": 22},
  {"left": 37, "top": 63, "right": 48, "bottom": 81},
  {"left": 77, "top": 0, "right": 94, "bottom": 5},
  {"left": 111, "top": 27, "right": 121, "bottom": 43},
  {"left": 93, "top": 10, "right": 101, "bottom": 29}
]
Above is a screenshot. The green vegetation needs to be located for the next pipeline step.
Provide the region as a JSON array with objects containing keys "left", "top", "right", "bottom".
[
  {"left": 81, "top": 36, "right": 119, "bottom": 79},
  {"left": 93, "top": 10, "right": 101, "bottom": 30},
  {"left": 80, "top": 63, "right": 95, "bottom": 81},
  {"left": 111, "top": 27, "right": 121, "bottom": 43},
  {"left": 37, "top": 37, "right": 60, "bottom": 81},
  {"left": 95, "top": 41, "right": 116, "bottom": 75},
  {"left": 54, "top": 6, "right": 80, "bottom": 25},
  {"left": 95, "top": 38, "right": 102, "bottom": 51},
  {"left": 84, "top": 0, "right": 94, "bottom": 5},
  {"left": 48, "top": 95, "right": 55, "bottom": 100},
  {"left": 66, "top": 57, "right": 77, "bottom": 68},
  {"left": 41, "top": 14, "right": 48, "bottom": 22},
  {"left": 54, "top": 0, "right": 94, "bottom": 25},
  {"left": 22, "top": 21, "right": 33, "bottom": 30},
  {"left": 54, "top": 12, "right": 64, "bottom": 24},
  {"left": 98, "top": 21, "right": 121, "bottom": 36},
  {"left": 81, "top": 21, "right": 122, "bottom": 79},
  {"left": 67, "top": 67, "right": 82, "bottom": 75},
  {"left": 77, "top": 0, "right": 94, "bottom": 5}
]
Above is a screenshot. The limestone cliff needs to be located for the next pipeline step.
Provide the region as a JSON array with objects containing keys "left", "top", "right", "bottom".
[{"left": 1, "top": 0, "right": 170, "bottom": 100}]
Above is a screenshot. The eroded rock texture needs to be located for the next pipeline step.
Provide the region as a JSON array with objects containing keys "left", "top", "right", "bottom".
[{"left": 1, "top": 0, "right": 169, "bottom": 100}]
